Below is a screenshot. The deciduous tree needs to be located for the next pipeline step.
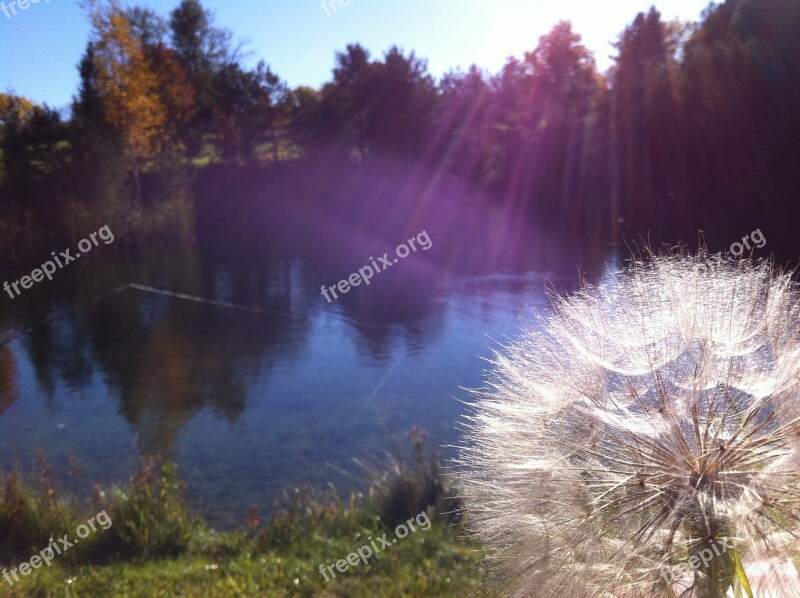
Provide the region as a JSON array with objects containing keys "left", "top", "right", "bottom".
[{"left": 86, "top": 0, "right": 166, "bottom": 203}]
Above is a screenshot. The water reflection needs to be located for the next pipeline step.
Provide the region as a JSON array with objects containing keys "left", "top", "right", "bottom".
[{"left": 0, "top": 188, "right": 612, "bottom": 526}]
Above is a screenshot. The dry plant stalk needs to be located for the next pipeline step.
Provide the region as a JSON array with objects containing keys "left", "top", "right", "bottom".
[{"left": 458, "top": 252, "right": 800, "bottom": 597}]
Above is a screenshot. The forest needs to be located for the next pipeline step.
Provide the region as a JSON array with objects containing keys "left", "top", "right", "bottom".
[{"left": 2, "top": 0, "right": 799, "bottom": 260}]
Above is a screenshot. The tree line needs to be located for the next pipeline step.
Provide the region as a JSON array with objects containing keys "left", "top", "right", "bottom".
[{"left": 1, "top": 0, "right": 799, "bottom": 242}]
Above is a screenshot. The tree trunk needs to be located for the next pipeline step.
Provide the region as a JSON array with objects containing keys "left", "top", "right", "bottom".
[
  {"left": 131, "top": 157, "right": 141, "bottom": 205},
  {"left": 271, "top": 123, "right": 279, "bottom": 163},
  {"left": 128, "top": 139, "right": 141, "bottom": 206}
]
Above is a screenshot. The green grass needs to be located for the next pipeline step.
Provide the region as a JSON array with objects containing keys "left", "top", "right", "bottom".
[
  {"left": 0, "top": 438, "right": 488, "bottom": 597},
  {"left": 4, "top": 522, "right": 484, "bottom": 597}
]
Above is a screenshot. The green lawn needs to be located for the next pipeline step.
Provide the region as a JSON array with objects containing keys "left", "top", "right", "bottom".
[{"left": 3, "top": 522, "right": 486, "bottom": 597}]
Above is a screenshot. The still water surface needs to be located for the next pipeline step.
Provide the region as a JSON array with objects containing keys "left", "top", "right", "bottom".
[{"left": 0, "top": 206, "right": 613, "bottom": 527}]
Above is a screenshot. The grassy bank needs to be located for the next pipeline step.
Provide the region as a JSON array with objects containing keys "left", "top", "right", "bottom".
[
  {"left": 0, "top": 442, "right": 487, "bottom": 597},
  {"left": 4, "top": 524, "right": 482, "bottom": 597}
]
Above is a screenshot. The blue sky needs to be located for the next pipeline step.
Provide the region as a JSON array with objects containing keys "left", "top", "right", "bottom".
[{"left": 0, "top": 0, "right": 713, "bottom": 111}]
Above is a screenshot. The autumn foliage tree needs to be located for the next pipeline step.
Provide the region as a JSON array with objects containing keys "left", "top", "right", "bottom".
[
  {"left": 85, "top": 0, "right": 167, "bottom": 203},
  {"left": 2, "top": 0, "right": 800, "bottom": 251}
]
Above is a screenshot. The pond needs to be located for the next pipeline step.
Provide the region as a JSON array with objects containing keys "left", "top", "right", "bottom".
[{"left": 0, "top": 189, "right": 614, "bottom": 527}]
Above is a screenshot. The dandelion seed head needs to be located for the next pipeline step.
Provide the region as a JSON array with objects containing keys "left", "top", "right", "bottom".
[{"left": 458, "top": 253, "right": 800, "bottom": 597}]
